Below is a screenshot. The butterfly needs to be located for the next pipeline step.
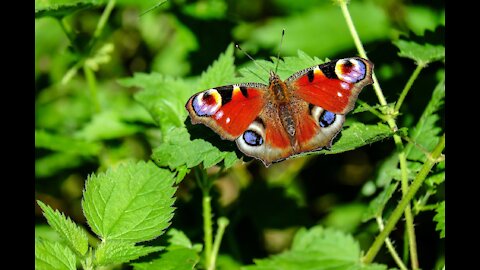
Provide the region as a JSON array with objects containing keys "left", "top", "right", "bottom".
[{"left": 185, "top": 56, "right": 374, "bottom": 167}]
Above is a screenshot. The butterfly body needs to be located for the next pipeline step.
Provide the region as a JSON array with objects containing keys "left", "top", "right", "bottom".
[{"left": 186, "top": 57, "right": 374, "bottom": 166}]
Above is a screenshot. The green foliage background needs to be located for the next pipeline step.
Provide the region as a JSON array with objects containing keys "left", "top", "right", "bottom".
[{"left": 35, "top": 0, "right": 445, "bottom": 269}]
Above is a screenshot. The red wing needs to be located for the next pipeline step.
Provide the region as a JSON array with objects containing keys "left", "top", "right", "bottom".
[
  {"left": 185, "top": 83, "right": 267, "bottom": 140},
  {"left": 286, "top": 57, "right": 373, "bottom": 114}
]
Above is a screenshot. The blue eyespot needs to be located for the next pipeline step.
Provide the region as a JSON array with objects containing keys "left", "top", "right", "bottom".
[
  {"left": 243, "top": 130, "right": 263, "bottom": 146},
  {"left": 319, "top": 111, "right": 336, "bottom": 127}
]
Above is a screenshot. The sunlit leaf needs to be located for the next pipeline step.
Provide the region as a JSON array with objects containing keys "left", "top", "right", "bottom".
[{"left": 82, "top": 160, "right": 176, "bottom": 242}]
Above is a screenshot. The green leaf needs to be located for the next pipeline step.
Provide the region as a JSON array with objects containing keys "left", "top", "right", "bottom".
[
  {"left": 35, "top": 129, "right": 101, "bottom": 156},
  {"left": 132, "top": 229, "right": 200, "bottom": 270},
  {"left": 321, "top": 203, "right": 368, "bottom": 233},
  {"left": 198, "top": 43, "right": 236, "bottom": 90},
  {"left": 120, "top": 73, "right": 192, "bottom": 130},
  {"left": 37, "top": 200, "right": 89, "bottom": 256},
  {"left": 35, "top": 239, "right": 77, "bottom": 270},
  {"left": 404, "top": 77, "right": 445, "bottom": 162},
  {"left": 244, "top": 225, "right": 387, "bottom": 270},
  {"left": 95, "top": 240, "right": 163, "bottom": 266},
  {"left": 434, "top": 201, "right": 445, "bottom": 239},
  {"left": 312, "top": 122, "right": 397, "bottom": 156},
  {"left": 393, "top": 39, "right": 444, "bottom": 66},
  {"left": 132, "top": 247, "right": 199, "bottom": 270},
  {"left": 233, "top": 1, "right": 390, "bottom": 57},
  {"left": 36, "top": 152, "right": 85, "bottom": 178},
  {"left": 75, "top": 111, "right": 143, "bottom": 141},
  {"left": 165, "top": 229, "right": 195, "bottom": 249},
  {"left": 362, "top": 182, "right": 399, "bottom": 222},
  {"left": 35, "top": 0, "right": 99, "bottom": 19},
  {"left": 152, "top": 127, "right": 239, "bottom": 170},
  {"left": 82, "top": 160, "right": 176, "bottom": 242},
  {"left": 181, "top": 0, "right": 227, "bottom": 19}
]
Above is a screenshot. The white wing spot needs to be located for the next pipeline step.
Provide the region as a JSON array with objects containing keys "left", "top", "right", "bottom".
[
  {"left": 337, "top": 92, "right": 343, "bottom": 97},
  {"left": 215, "top": 110, "right": 224, "bottom": 120},
  {"left": 226, "top": 117, "right": 231, "bottom": 124}
]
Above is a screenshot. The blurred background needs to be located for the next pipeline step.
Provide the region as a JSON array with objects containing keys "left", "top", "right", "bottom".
[{"left": 35, "top": 0, "right": 445, "bottom": 268}]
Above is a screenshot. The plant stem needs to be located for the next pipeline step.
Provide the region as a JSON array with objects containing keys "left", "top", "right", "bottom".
[
  {"left": 338, "top": 1, "right": 387, "bottom": 107},
  {"left": 394, "top": 64, "right": 424, "bottom": 112},
  {"left": 362, "top": 133, "right": 445, "bottom": 264},
  {"left": 376, "top": 217, "right": 408, "bottom": 270},
  {"left": 83, "top": 65, "right": 101, "bottom": 113},
  {"left": 399, "top": 150, "right": 419, "bottom": 269},
  {"left": 339, "top": 2, "right": 422, "bottom": 267},
  {"left": 209, "top": 217, "right": 230, "bottom": 270},
  {"left": 203, "top": 194, "right": 214, "bottom": 269},
  {"left": 89, "top": 0, "right": 116, "bottom": 50},
  {"left": 195, "top": 167, "right": 215, "bottom": 270}
]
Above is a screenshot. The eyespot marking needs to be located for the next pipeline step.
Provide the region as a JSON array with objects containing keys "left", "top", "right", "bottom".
[
  {"left": 319, "top": 110, "right": 336, "bottom": 127},
  {"left": 192, "top": 89, "right": 222, "bottom": 116},
  {"left": 335, "top": 58, "right": 367, "bottom": 83},
  {"left": 243, "top": 130, "right": 264, "bottom": 146}
]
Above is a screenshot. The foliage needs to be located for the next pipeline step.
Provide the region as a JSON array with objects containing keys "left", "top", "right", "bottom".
[{"left": 35, "top": 0, "right": 445, "bottom": 269}]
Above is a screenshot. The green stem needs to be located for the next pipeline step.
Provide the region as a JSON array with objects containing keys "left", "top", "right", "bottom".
[
  {"left": 339, "top": 2, "right": 422, "bottom": 267},
  {"left": 209, "top": 217, "right": 230, "bottom": 270},
  {"left": 83, "top": 65, "right": 101, "bottom": 113},
  {"left": 362, "top": 133, "right": 445, "bottom": 264},
  {"left": 399, "top": 150, "right": 419, "bottom": 269},
  {"left": 356, "top": 100, "right": 388, "bottom": 121},
  {"left": 376, "top": 217, "right": 408, "bottom": 270},
  {"left": 89, "top": 0, "right": 116, "bottom": 50},
  {"left": 338, "top": 0, "right": 387, "bottom": 107},
  {"left": 395, "top": 64, "right": 424, "bottom": 112},
  {"left": 203, "top": 195, "right": 213, "bottom": 269},
  {"left": 195, "top": 167, "right": 215, "bottom": 269}
]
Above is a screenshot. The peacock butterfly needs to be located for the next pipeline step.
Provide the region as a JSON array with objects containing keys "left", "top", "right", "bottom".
[{"left": 185, "top": 54, "right": 374, "bottom": 167}]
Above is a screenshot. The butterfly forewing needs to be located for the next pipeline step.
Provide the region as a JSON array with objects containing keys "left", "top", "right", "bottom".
[
  {"left": 186, "top": 83, "right": 268, "bottom": 141},
  {"left": 287, "top": 57, "right": 373, "bottom": 114}
]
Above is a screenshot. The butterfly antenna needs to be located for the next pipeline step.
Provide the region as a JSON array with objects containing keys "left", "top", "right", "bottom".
[
  {"left": 274, "top": 29, "right": 285, "bottom": 74},
  {"left": 139, "top": 0, "right": 168, "bottom": 17},
  {"left": 235, "top": 44, "right": 270, "bottom": 74}
]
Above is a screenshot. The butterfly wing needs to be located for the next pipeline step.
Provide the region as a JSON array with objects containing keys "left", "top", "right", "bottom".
[
  {"left": 185, "top": 83, "right": 268, "bottom": 141},
  {"left": 282, "top": 57, "right": 374, "bottom": 157},
  {"left": 234, "top": 101, "right": 295, "bottom": 166},
  {"left": 286, "top": 57, "right": 373, "bottom": 114}
]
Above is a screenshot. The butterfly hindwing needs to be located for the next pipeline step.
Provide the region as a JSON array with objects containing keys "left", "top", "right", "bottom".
[
  {"left": 287, "top": 57, "right": 373, "bottom": 114},
  {"left": 186, "top": 83, "right": 267, "bottom": 141}
]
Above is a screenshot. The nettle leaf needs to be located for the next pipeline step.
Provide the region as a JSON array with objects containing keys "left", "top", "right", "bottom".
[
  {"left": 35, "top": 0, "right": 100, "bottom": 19},
  {"left": 313, "top": 122, "right": 397, "bottom": 156},
  {"left": 394, "top": 40, "right": 444, "bottom": 65},
  {"left": 434, "top": 201, "right": 445, "bottom": 239},
  {"left": 35, "top": 129, "right": 101, "bottom": 156},
  {"left": 95, "top": 240, "right": 163, "bottom": 266},
  {"left": 404, "top": 77, "right": 445, "bottom": 162},
  {"left": 37, "top": 200, "right": 89, "bottom": 256},
  {"left": 197, "top": 43, "right": 236, "bottom": 89},
  {"left": 244, "top": 225, "right": 387, "bottom": 270},
  {"left": 35, "top": 239, "right": 77, "bottom": 270},
  {"left": 132, "top": 229, "right": 200, "bottom": 270},
  {"left": 120, "top": 73, "right": 192, "bottom": 130},
  {"left": 82, "top": 160, "right": 176, "bottom": 242},
  {"left": 152, "top": 127, "right": 239, "bottom": 170}
]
